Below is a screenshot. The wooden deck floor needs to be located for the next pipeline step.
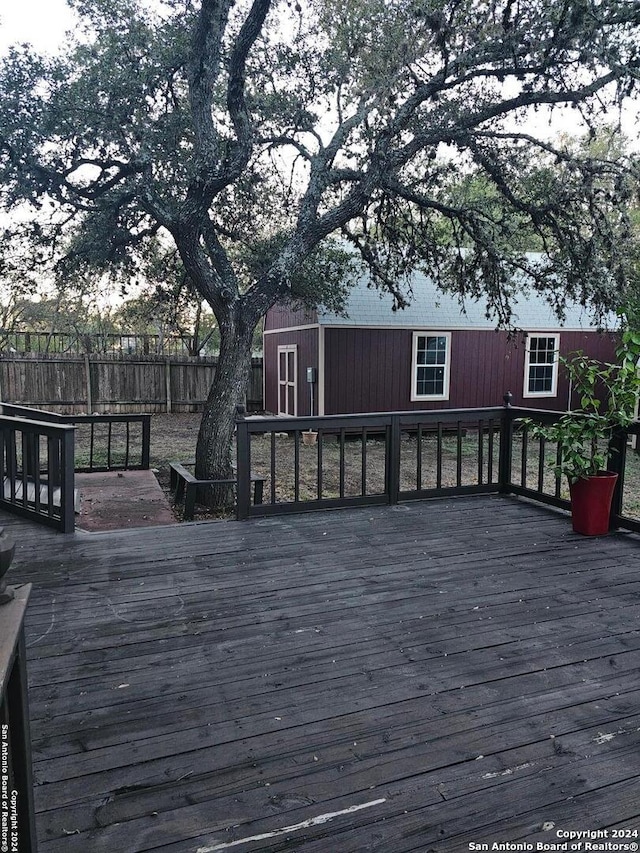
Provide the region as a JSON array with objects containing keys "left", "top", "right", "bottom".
[{"left": 6, "top": 495, "right": 640, "bottom": 852}]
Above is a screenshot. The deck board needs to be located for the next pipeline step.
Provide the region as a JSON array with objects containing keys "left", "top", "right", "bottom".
[{"left": 5, "top": 495, "right": 640, "bottom": 851}]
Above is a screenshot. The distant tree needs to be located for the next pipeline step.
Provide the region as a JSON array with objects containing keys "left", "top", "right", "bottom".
[
  {"left": 0, "top": 225, "right": 47, "bottom": 348},
  {"left": 430, "top": 127, "right": 639, "bottom": 319},
  {"left": 138, "top": 244, "right": 220, "bottom": 355},
  {"left": 114, "top": 287, "right": 219, "bottom": 355},
  {"left": 1, "top": 0, "right": 639, "bottom": 503},
  {"left": 5, "top": 291, "right": 120, "bottom": 353}
]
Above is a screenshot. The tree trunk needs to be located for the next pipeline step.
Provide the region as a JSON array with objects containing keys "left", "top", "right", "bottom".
[
  {"left": 195, "top": 319, "right": 254, "bottom": 508},
  {"left": 191, "top": 301, "right": 203, "bottom": 356}
]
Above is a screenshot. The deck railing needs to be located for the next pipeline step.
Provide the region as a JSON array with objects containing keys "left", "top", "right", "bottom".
[
  {"left": 0, "top": 404, "right": 151, "bottom": 473},
  {"left": 0, "top": 404, "right": 151, "bottom": 532},
  {"left": 506, "top": 405, "right": 640, "bottom": 535},
  {"left": 236, "top": 403, "right": 640, "bottom": 532},
  {"left": 0, "top": 415, "right": 75, "bottom": 532},
  {"left": 0, "top": 584, "right": 38, "bottom": 852},
  {"left": 236, "top": 407, "right": 506, "bottom": 519}
]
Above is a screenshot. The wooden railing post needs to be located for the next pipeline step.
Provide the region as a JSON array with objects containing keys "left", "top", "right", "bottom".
[
  {"left": 59, "top": 426, "right": 76, "bottom": 534},
  {"left": 1, "top": 584, "right": 38, "bottom": 853},
  {"left": 498, "top": 392, "right": 514, "bottom": 495},
  {"left": 235, "top": 408, "right": 251, "bottom": 520},
  {"left": 607, "top": 427, "right": 627, "bottom": 526},
  {"left": 387, "top": 414, "right": 401, "bottom": 505},
  {"left": 141, "top": 415, "right": 151, "bottom": 470}
]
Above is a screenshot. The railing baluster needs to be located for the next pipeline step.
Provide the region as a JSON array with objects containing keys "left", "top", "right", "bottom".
[
  {"left": 317, "top": 429, "right": 323, "bottom": 499},
  {"left": 20, "top": 432, "right": 29, "bottom": 508},
  {"left": 416, "top": 424, "right": 422, "bottom": 490},
  {"left": 537, "top": 436, "right": 546, "bottom": 493},
  {"left": 456, "top": 421, "right": 462, "bottom": 487},
  {"left": 520, "top": 424, "right": 528, "bottom": 488},
  {"left": 47, "top": 436, "right": 55, "bottom": 518},
  {"left": 436, "top": 423, "right": 443, "bottom": 489},
  {"left": 555, "top": 442, "right": 562, "bottom": 499},
  {"left": 339, "top": 428, "right": 346, "bottom": 499},
  {"left": 125, "top": 421, "right": 131, "bottom": 469},
  {"left": 107, "top": 421, "right": 113, "bottom": 470},
  {"left": 477, "top": 420, "right": 484, "bottom": 485},
  {"left": 361, "top": 428, "right": 368, "bottom": 496},
  {"left": 33, "top": 435, "right": 41, "bottom": 515},
  {"left": 270, "top": 431, "right": 277, "bottom": 504},
  {"left": 89, "top": 422, "right": 95, "bottom": 470},
  {"left": 7, "top": 431, "right": 16, "bottom": 503},
  {"left": 294, "top": 430, "right": 300, "bottom": 503},
  {"left": 487, "top": 419, "right": 494, "bottom": 483}
]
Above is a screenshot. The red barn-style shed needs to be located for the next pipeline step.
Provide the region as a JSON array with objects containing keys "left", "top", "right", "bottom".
[{"left": 263, "top": 271, "right": 619, "bottom": 417}]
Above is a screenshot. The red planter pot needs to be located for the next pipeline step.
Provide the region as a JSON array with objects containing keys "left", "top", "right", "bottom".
[{"left": 569, "top": 471, "right": 618, "bottom": 536}]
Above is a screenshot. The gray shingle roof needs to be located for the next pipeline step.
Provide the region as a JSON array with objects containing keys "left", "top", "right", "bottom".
[{"left": 318, "top": 268, "right": 614, "bottom": 331}]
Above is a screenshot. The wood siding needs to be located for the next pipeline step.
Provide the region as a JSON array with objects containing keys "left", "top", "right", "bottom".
[
  {"left": 264, "top": 303, "right": 317, "bottom": 331},
  {"left": 263, "top": 328, "right": 319, "bottom": 415},
  {"left": 323, "top": 327, "right": 619, "bottom": 414}
]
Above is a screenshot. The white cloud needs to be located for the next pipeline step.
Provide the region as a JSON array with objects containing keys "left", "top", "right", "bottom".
[{"left": 0, "top": 0, "right": 77, "bottom": 56}]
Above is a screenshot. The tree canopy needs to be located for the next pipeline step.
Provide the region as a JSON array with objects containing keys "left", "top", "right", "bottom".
[{"left": 1, "top": 0, "right": 639, "bottom": 488}]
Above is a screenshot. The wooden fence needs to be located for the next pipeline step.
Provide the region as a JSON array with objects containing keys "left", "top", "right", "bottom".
[{"left": 0, "top": 353, "right": 263, "bottom": 414}]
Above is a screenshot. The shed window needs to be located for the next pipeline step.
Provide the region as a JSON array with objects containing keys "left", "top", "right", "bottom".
[
  {"left": 524, "top": 335, "right": 559, "bottom": 397},
  {"left": 411, "top": 332, "right": 451, "bottom": 401}
]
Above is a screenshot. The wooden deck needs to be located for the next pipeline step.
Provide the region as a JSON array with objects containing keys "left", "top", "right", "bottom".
[{"left": 5, "top": 495, "right": 640, "bottom": 852}]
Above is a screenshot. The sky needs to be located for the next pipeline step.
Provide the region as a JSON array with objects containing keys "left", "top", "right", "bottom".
[{"left": 0, "top": 0, "right": 76, "bottom": 56}]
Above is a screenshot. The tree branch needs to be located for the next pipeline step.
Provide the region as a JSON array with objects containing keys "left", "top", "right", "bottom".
[
  {"left": 226, "top": 0, "right": 272, "bottom": 166},
  {"left": 188, "top": 0, "right": 233, "bottom": 158}
]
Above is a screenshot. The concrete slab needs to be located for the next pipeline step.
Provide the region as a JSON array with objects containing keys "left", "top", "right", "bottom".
[{"left": 75, "top": 469, "right": 178, "bottom": 532}]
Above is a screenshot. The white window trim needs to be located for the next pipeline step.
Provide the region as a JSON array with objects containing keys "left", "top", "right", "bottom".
[
  {"left": 523, "top": 333, "right": 560, "bottom": 398},
  {"left": 410, "top": 331, "right": 452, "bottom": 402},
  {"left": 277, "top": 344, "right": 298, "bottom": 415}
]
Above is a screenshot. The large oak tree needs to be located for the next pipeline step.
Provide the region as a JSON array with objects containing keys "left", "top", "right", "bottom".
[{"left": 1, "top": 0, "right": 639, "bottom": 496}]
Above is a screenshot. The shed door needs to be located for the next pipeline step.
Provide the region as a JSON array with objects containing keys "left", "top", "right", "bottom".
[{"left": 277, "top": 345, "right": 297, "bottom": 416}]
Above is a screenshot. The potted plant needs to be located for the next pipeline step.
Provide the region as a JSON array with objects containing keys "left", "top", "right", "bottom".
[
  {"left": 525, "top": 331, "right": 640, "bottom": 535},
  {"left": 302, "top": 429, "right": 318, "bottom": 446}
]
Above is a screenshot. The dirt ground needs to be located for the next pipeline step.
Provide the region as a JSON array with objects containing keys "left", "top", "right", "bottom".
[{"left": 147, "top": 413, "right": 203, "bottom": 488}]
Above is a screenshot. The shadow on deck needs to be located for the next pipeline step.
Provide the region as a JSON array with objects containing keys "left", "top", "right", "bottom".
[{"left": 5, "top": 495, "right": 640, "bottom": 852}]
